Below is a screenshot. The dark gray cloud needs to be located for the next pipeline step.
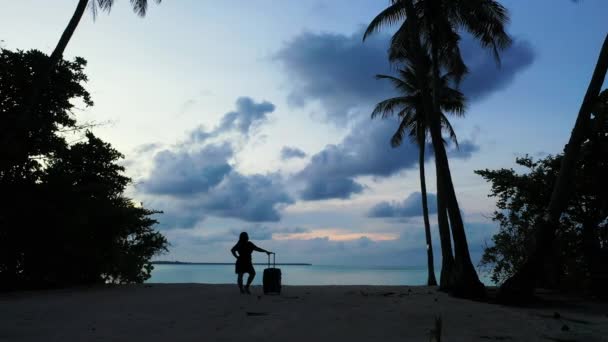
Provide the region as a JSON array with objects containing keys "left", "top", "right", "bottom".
[
  {"left": 296, "top": 120, "right": 481, "bottom": 201},
  {"left": 446, "top": 139, "right": 481, "bottom": 160},
  {"left": 217, "top": 97, "right": 275, "bottom": 135},
  {"left": 274, "top": 28, "right": 535, "bottom": 126},
  {"left": 368, "top": 192, "right": 438, "bottom": 218},
  {"left": 139, "top": 97, "right": 293, "bottom": 226},
  {"left": 278, "top": 27, "right": 532, "bottom": 201},
  {"left": 201, "top": 172, "right": 294, "bottom": 222},
  {"left": 300, "top": 176, "right": 365, "bottom": 200},
  {"left": 297, "top": 119, "right": 427, "bottom": 200},
  {"left": 189, "top": 97, "right": 275, "bottom": 143},
  {"left": 141, "top": 143, "right": 234, "bottom": 196},
  {"left": 274, "top": 29, "right": 394, "bottom": 125},
  {"left": 280, "top": 146, "right": 307, "bottom": 160},
  {"left": 459, "top": 36, "right": 535, "bottom": 101},
  {"left": 143, "top": 163, "right": 293, "bottom": 226}
]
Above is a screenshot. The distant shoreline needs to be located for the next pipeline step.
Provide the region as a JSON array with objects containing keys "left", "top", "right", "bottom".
[{"left": 152, "top": 261, "right": 313, "bottom": 266}]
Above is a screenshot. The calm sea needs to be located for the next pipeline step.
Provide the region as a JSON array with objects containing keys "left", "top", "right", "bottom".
[{"left": 147, "top": 264, "right": 495, "bottom": 286}]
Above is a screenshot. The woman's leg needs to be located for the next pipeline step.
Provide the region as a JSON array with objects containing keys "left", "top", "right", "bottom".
[
  {"left": 237, "top": 273, "right": 245, "bottom": 293},
  {"left": 245, "top": 270, "right": 256, "bottom": 293}
]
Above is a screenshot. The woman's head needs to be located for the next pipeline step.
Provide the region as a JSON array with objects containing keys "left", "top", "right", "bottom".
[{"left": 239, "top": 232, "right": 249, "bottom": 242}]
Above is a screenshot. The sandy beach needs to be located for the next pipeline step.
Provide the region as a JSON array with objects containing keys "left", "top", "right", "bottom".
[{"left": 1, "top": 284, "right": 607, "bottom": 342}]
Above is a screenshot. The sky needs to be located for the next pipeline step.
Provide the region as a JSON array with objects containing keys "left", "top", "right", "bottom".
[{"left": 2, "top": 0, "right": 607, "bottom": 266}]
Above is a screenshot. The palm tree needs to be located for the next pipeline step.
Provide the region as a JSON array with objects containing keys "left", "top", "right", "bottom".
[
  {"left": 371, "top": 59, "right": 466, "bottom": 288},
  {"left": 499, "top": 34, "right": 608, "bottom": 302},
  {"left": 22, "top": 0, "right": 161, "bottom": 121},
  {"left": 364, "top": 0, "right": 511, "bottom": 298}
]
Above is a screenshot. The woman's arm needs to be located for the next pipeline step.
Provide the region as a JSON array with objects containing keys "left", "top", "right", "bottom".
[
  {"left": 230, "top": 244, "right": 239, "bottom": 259},
  {"left": 253, "top": 244, "right": 272, "bottom": 255}
]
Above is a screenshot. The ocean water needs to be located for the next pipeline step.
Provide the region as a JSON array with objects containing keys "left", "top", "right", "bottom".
[{"left": 147, "top": 264, "right": 495, "bottom": 286}]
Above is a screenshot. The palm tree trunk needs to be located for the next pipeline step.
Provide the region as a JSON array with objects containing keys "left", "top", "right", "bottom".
[
  {"left": 499, "top": 33, "right": 608, "bottom": 302},
  {"left": 401, "top": 0, "right": 458, "bottom": 293},
  {"left": 428, "top": 31, "right": 484, "bottom": 298},
  {"left": 419, "top": 142, "right": 438, "bottom": 286},
  {"left": 21, "top": 0, "right": 89, "bottom": 120},
  {"left": 436, "top": 169, "right": 455, "bottom": 291},
  {"left": 429, "top": 65, "right": 484, "bottom": 298}
]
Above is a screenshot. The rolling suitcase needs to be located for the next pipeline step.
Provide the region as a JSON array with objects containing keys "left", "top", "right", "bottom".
[{"left": 263, "top": 253, "right": 281, "bottom": 295}]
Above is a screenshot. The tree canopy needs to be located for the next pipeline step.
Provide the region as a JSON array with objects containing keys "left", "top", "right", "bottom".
[
  {"left": 476, "top": 92, "right": 608, "bottom": 294},
  {"left": 0, "top": 48, "right": 168, "bottom": 290}
]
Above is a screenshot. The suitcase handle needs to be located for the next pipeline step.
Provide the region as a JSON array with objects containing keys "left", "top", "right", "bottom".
[{"left": 267, "top": 253, "right": 276, "bottom": 268}]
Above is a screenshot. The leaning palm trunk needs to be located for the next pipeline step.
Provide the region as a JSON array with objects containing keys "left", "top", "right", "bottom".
[
  {"left": 21, "top": 0, "right": 89, "bottom": 121},
  {"left": 419, "top": 142, "right": 438, "bottom": 286},
  {"left": 499, "top": 33, "right": 608, "bottom": 302},
  {"left": 6, "top": 0, "right": 89, "bottom": 169}
]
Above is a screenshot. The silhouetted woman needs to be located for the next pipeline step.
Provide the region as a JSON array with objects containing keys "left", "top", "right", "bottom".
[{"left": 231, "top": 232, "right": 272, "bottom": 294}]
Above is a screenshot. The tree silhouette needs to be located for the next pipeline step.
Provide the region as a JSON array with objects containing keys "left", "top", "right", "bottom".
[
  {"left": 371, "top": 58, "right": 465, "bottom": 288},
  {"left": 21, "top": 0, "right": 161, "bottom": 133},
  {"left": 0, "top": 48, "right": 167, "bottom": 290},
  {"left": 498, "top": 36, "right": 608, "bottom": 301},
  {"left": 364, "top": 0, "right": 511, "bottom": 298},
  {"left": 477, "top": 96, "right": 608, "bottom": 296}
]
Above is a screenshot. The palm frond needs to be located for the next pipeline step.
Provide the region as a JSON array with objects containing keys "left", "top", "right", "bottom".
[
  {"left": 376, "top": 74, "right": 412, "bottom": 94},
  {"left": 439, "top": 86, "right": 466, "bottom": 116},
  {"left": 131, "top": 0, "right": 162, "bottom": 17},
  {"left": 391, "top": 117, "right": 410, "bottom": 147},
  {"left": 93, "top": 0, "right": 160, "bottom": 18},
  {"left": 363, "top": 2, "right": 407, "bottom": 41},
  {"left": 439, "top": 112, "right": 459, "bottom": 148},
  {"left": 391, "top": 108, "right": 418, "bottom": 147},
  {"left": 456, "top": 0, "right": 512, "bottom": 64},
  {"left": 371, "top": 96, "right": 411, "bottom": 119},
  {"left": 388, "top": 21, "right": 412, "bottom": 62}
]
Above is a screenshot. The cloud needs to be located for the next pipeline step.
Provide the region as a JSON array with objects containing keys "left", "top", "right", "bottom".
[
  {"left": 274, "top": 27, "right": 535, "bottom": 126},
  {"left": 295, "top": 120, "right": 481, "bottom": 201},
  {"left": 200, "top": 172, "right": 294, "bottom": 222},
  {"left": 276, "top": 27, "right": 531, "bottom": 201},
  {"left": 300, "top": 176, "right": 365, "bottom": 200},
  {"left": 296, "top": 119, "right": 429, "bottom": 200},
  {"left": 446, "top": 139, "right": 481, "bottom": 160},
  {"left": 159, "top": 217, "right": 498, "bottom": 268},
  {"left": 138, "top": 97, "right": 293, "bottom": 227},
  {"left": 143, "top": 164, "right": 293, "bottom": 227},
  {"left": 177, "top": 98, "right": 197, "bottom": 117},
  {"left": 280, "top": 146, "right": 307, "bottom": 160},
  {"left": 274, "top": 28, "right": 394, "bottom": 125},
  {"left": 141, "top": 143, "right": 233, "bottom": 196},
  {"left": 189, "top": 97, "right": 276, "bottom": 143},
  {"left": 217, "top": 97, "right": 275, "bottom": 136},
  {"left": 368, "top": 192, "right": 438, "bottom": 218},
  {"left": 229, "top": 226, "right": 311, "bottom": 241},
  {"left": 133, "top": 142, "right": 162, "bottom": 154},
  {"left": 459, "top": 36, "right": 535, "bottom": 101},
  {"left": 166, "top": 225, "right": 312, "bottom": 247}
]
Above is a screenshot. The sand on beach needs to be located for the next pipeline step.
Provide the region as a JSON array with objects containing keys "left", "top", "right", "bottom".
[{"left": 1, "top": 284, "right": 607, "bottom": 342}]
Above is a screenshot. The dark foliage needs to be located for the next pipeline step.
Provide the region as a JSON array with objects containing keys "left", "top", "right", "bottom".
[
  {"left": 0, "top": 49, "right": 167, "bottom": 290},
  {"left": 476, "top": 92, "right": 608, "bottom": 293}
]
